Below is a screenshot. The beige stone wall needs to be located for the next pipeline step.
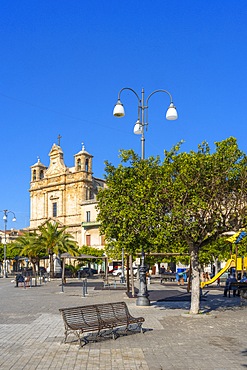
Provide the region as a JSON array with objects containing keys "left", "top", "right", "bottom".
[
  {"left": 29, "top": 143, "right": 105, "bottom": 248},
  {"left": 81, "top": 200, "right": 104, "bottom": 248}
]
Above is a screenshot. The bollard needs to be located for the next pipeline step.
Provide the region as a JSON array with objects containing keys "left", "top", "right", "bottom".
[
  {"left": 85, "top": 278, "right": 88, "bottom": 295},
  {"left": 30, "top": 278, "right": 32, "bottom": 288},
  {"left": 78, "top": 271, "right": 81, "bottom": 280},
  {"left": 114, "top": 280, "right": 117, "bottom": 289},
  {"left": 147, "top": 276, "right": 151, "bottom": 285},
  {"left": 82, "top": 281, "right": 86, "bottom": 297}
]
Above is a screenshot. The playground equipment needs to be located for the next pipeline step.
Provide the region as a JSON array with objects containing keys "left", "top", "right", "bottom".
[
  {"left": 201, "top": 256, "right": 247, "bottom": 289},
  {"left": 200, "top": 258, "right": 234, "bottom": 288},
  {"left": 201, "top": 230, "right": 247, "bottom": 289}
]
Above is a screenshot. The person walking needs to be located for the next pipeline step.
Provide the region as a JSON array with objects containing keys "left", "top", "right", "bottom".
[{"left": 230, "top": 274, "right": 238, "bottom": 297}]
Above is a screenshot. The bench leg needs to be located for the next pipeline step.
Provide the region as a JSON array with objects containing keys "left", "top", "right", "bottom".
[
  {"left": 112, "top": 330, "right": 116, "bottom": 340},
  {"left": 63, "top": 328, "right": 88, "bottom": 347},
  {"left": 64, "top": 329, "right": 68, "bottom": 343},
  {"left": 131, "top": 323, "right": 144, "bottom": 333},
  {"left": 79, "top": 335, "right": 89, "bottom": 347},
  {"left": 122, "top": 323, "right": 144, "bottom": 335}
]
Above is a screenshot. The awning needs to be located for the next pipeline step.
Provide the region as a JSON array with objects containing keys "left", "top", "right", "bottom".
[{"left": 60, "top": 253, "right": 102, "bottom": 259}]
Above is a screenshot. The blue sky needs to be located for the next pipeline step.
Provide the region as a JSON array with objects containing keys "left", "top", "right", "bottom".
[{"left": 1, "top": 0, "right": 247, "bottom": 229}]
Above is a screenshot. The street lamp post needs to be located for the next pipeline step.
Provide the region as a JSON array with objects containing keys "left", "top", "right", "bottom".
[
  {"left": 113, "top": 87, "right": 178, "bottom": 306},
  {"left": 113, "top": 87, "right": 178, "bottom": 159},
  {"left": 2, "top": 210, "right": 16, "bottom": 278}
]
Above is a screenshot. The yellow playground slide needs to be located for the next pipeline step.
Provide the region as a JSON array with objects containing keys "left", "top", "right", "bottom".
[{"left": 200, "top": 258, "right": 235, "bottom": 288}]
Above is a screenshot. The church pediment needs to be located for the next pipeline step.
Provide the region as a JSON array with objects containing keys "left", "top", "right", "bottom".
[
  {"left": 46, "top": 143, "right": 67, "bottom": 176},
  {"left": 45, "top": 162, "right": 67, "bottom": 176}
]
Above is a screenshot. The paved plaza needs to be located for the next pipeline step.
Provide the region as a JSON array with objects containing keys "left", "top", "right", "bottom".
[{"left": 0, "top": 276, "right": 247, "bottom": 370}]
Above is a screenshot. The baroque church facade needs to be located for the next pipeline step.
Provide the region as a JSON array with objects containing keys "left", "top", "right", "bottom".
[{"left": 29, "top": 142, "right": 105, "bottom": 248}]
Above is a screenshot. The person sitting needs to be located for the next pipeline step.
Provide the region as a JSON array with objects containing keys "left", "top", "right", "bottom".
[
  {"left": 160, "top": 267, "right": 166, "bottom": 274},
  {"left": 240, "top": 272, "right": 247, "bottom": 282}
]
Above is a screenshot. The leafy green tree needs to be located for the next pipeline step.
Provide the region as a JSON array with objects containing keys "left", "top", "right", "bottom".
[
  {"left": 38, "top": 221, "right": 78, "bottom": 278},
  {"left": 0, "top": 242, "right": 21, "bottom": 261},
  {"left": 158, "top": 137, "right": 247, "bottom": 313},
  {"left": 97, "top": 137, "right": 247, "bottom": 314},
  {"left": 78, "top": 245, "right": 104, "bottom": 258},
  {"left": 0, "top": 242, "right": 21, "bottom": 274},
  {"left": 199, "top": 237, "right": 232, "bottom": 273},
  {"left": 97, "top": 150, "right": 169, "bottom": 257},
  {"left": 77, "top": 246, "right": 105, "bottom": 270}
]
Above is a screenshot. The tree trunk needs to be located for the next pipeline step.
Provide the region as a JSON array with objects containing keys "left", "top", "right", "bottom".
[
  {"left": 49, "top": 253, "right": 54, "bottom": 278},
  {"left": 187, "top": 258, "right": 192, "bottom": 293},
  {"left": 190, "top": 244, "right": 200, "bottom": 314},
  {"left": 31, "top": 261, "right": 37, "bottom": 286}
]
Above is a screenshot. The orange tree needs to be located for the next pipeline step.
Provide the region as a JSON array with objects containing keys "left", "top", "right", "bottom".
[
  {"left": 97, "top": 137, "right": 247, "bottom": 314},
  {"left": 157, "top": 137, "right": 247, "bottom": 313}
]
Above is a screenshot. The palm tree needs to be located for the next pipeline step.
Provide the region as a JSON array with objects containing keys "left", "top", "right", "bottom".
[
  {"left": 38, "top": 221, "right": 78, "bottom": 278},
  {"left": 10, "top": 231, "right": 43, "bottom": 281}
]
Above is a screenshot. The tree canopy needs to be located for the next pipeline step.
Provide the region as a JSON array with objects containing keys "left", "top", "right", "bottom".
[
  {"left": 38, "top": 221, "right": 78, "bottom": 277},
  {"left": 97, "top": 137, "right": 247, "bottom": 313},
  {"left": 97, "top": 150, "right": 171, "bottom": 258},
  {"left": 10, "top": 221, "right": 78, "bottom": 278}
]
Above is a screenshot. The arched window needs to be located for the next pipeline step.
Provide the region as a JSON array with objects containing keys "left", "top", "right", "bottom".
[
  {"left": 77, "top": 158, "right": 81, "bottom": 171},
  {"left": 40, "top": 170, "right": 44, "bottom": 179},
  {"left": 33, "top": 170, "right": 36, "bottom": 181},
  {"left": 85, "top": 158, "right": 89, "bottom": 172}
]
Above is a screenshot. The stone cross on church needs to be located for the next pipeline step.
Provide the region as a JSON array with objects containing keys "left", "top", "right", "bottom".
[{"left": 57, "top": 134, "right": 62, "bottom": 146}]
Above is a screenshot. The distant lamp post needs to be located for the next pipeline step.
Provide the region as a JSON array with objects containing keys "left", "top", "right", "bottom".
[
  {"left": 120, "top": 247, "right": 125, "bottom": 284},
  {"left": 2, "top": 210, "right": 16, "bottom": 278},
  {"left": 113, "top": 87, "right": 178, "bottom": 306}
]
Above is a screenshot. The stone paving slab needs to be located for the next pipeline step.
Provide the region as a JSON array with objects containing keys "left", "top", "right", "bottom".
[{"left": 0, "top": 278, "right": 247, "bottom": 369}]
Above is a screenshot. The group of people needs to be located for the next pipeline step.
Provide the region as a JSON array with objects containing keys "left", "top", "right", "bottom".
[
  {"left": 202, "top": 271, "right": 210, "bottom": 282},
  {"left": 224, "top": 272, "right": 247, "bottom": 297}
]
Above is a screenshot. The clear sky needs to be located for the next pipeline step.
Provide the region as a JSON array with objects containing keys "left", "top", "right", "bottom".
[{"left": 1, "top": 0, "right": 247, "bottom": 230}]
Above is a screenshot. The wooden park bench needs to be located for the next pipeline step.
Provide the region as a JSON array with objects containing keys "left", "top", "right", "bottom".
[
  {"left": 59, "top": 301, "right": 145, "bottom": 347},
  {"left": 229, "top": 282, "right": 247, "bottom": 299},
  {"left": 160, "top": 272, "right": 176, "bottom": 283}
]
